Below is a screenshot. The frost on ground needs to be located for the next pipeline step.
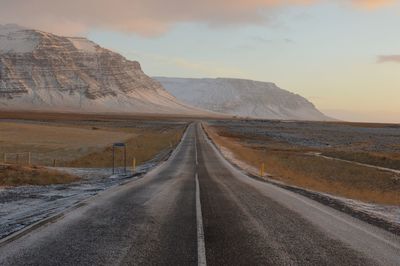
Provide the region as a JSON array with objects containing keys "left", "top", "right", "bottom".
[
  {"left": 0, "top": 149, "right": 169, "bottom": 239},
  {"left": 217, "top": 141, "right": 400, "bottom": 229},
  {"left": 328, "top": 195, "right": 400, "bottom": 227}
]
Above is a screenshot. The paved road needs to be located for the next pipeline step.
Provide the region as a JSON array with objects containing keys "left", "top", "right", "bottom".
[{"left": 0, "top": 123, "right": 399, "bottom": 265}]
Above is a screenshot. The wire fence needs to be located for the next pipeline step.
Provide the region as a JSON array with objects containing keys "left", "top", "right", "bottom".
[{"left": 2, "top": 152, "right": 32, "bottom": 166}]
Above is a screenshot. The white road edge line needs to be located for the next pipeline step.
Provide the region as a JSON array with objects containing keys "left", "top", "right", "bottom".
[{"left": 196, "top": 173, "right": 207, "bottom": 266}]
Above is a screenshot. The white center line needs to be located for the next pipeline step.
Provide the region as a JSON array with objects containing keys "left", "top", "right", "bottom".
[
  {"left": 195, "top": 135, "right": 198, "bottom": 166},
  {"left": 196, "top": 173, "right": 207, "bottom": 266}
]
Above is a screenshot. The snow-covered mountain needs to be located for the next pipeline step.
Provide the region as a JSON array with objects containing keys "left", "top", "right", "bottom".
[
  {"left": 0, "top": 24, "right": 205, "bottom": 115},
  {"left": 155, "top": 77, "right": 332, "bottom": 121}
]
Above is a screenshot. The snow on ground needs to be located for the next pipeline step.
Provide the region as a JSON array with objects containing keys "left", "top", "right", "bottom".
[
  {"left": 328, "top": 195, "right": 400, "bottom": 226},
  {"left": 0, "top": 149, "right": 169, "bottom": 239},
  {"left": 214, "top": 138, "right": 400, "bottom": 228}
]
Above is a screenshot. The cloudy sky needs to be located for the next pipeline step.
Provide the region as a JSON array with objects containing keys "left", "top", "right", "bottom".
[{"left": 1, "top": 0, "right": 399, "bottom": 122}]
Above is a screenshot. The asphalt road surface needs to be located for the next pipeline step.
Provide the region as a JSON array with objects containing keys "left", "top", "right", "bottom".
[{"left": 0, "top": 123, "right": 399, "bottom": 265}]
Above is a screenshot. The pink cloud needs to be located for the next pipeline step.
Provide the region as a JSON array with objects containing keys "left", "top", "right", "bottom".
[
  {"left": 351, "top": 0, "right": 394, "bottom": 9},
  {"left": 0, "top": 0, "right": 394, "bottom": 36},
  {"left": 377, "top": 55, "right": 400, "bottom": 63}
]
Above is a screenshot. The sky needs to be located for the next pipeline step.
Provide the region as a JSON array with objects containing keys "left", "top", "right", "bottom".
[{"left": 0, "top": 0, "right": 399, "bottom": 122}]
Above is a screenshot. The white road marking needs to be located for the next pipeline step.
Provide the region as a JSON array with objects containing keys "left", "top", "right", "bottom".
[
  {"left": 196, "top": 173, "right": 207, "bottom": 266},
  {"left": 195, "top": 134, "right": 198, "bottom": 166},
  {"left": 195, "top": 129, "right": 206, "bottom": 266}
]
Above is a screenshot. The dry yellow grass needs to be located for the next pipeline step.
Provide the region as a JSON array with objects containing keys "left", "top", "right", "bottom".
[
  {"left": 0, "top": 120, "right": 186, "bottom": 185},
  {"left": 0, "top": 122, "right": 132, "bottom": 165},
  {"left": 322, "top": 150, "right": 400, "bottom": 171},
  {"left": 205, "top": 124, "right": 400, "bottom": 205},
  {"left": 0, "top": 164, "right": 79, "bottom": 187},
  {"left": 66, "top": 127, "right": 184, "bottom": 168},
  {"left": 0, "top": 122, "right": 132, "bottom": 147},
  {"left": 0, "top": 122, "right": 186, "bottom": 168}
]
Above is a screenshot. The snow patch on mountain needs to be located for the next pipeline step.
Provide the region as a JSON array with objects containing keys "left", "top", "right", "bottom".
[
  {"left": 0, "top": 24, "right": 39, "bottom": 53},
  {"left": 156, "top": 77, "right": 332, "bottom": 121},
  {"left": 67, "top": 37, "right": 99, "bottom": 53}
]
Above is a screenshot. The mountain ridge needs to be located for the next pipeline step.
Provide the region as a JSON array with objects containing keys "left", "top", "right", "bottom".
[
  {"left": 155, "top": 77, "right": 332, "bottom": 121},
  {"left": 0, "top": 24, "right": 207, "bottom": 115},
  {"left": 0, "top": 24, "right": 332, "bottom": 120}
]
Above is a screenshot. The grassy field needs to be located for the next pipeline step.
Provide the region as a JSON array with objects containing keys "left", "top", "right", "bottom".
[
  {"left": 205, "top": 123, "right": 400, "bottom": 205},
  {"left": 66, "top": 127, "right": 184, "bottom": 168},
  {"left": 0, "top": 116, "right": 187, "bottom": 186},
  {"left": 0, "top": 122, "right": 133, "bottom": 166},
  {"left": 321, "top": 150, "right": 400, "bottom": 171},
  {"left": 0, "top": 121, "right": 185, "bottom": 167},
  {"left": 0, "top": 164, "right": 78, "bottom": 186}
]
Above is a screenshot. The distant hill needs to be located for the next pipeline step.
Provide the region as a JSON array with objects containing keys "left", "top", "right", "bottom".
[
  {"left": 155, "top": 77, "right": 332, "bottom": 121},
  {"left": 0, "top": 24, "right": 206, "bottom": 115}
]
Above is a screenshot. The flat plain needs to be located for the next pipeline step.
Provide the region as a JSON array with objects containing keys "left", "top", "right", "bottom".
[
  {"left": 206, "top": 119, "right": 400, "bottom": 205},
  {"left": 0, "top": 112, "right": 187, "bottom": 186}
]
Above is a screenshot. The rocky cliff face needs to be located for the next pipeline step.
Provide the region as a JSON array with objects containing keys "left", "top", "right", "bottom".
[
  {"left": 0, "top": 24, "right": 200, "bottom": 114},
  {"left": 156, "top": 77, "right": 332, "bottom": 121}
]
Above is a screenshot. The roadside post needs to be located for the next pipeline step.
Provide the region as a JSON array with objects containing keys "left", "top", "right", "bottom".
[
  {"left": 112, "top": 143, "right": 127, "bottom": 175},
  {"left": 124, "top": 144, "right": 127, "bottom": 174},
  {"left": 260, "top": 162, "right": 265, "bottom": 177},
  {"left": 132, "top": 157, "right": 136, "bottom": 173},
  {"left": 112, "top": 145, "right": 115, "bottom": 174}
]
